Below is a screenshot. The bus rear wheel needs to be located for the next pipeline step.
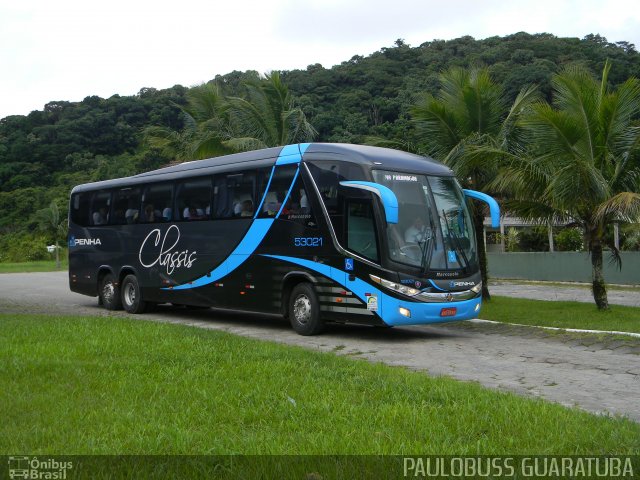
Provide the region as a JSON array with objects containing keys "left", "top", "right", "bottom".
[
  {"left": 99, "top": 273, "right": 122, "bottom": 310},
  {"left": 121, "top": 274, "right": 147, "bottom": 314},
  {"left": 288, "top": 283, "right": 324, "bottom": 335}
]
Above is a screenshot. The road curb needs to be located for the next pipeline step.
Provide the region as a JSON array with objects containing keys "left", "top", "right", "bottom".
[{"left": 472, "top": 318, "right": 640, "bottom": 338}]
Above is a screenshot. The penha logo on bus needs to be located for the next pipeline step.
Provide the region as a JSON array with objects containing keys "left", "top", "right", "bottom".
[
  {"left": 139, "top": 225, "right": 197, "bottom": 275},
  {"left": 68, "top": 236, "right": 102, "bottom": 247}
]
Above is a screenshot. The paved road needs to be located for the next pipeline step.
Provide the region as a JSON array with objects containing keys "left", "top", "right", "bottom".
[
  {"left": 491, "top": 281, "right": 640, "bottom": 307},
  {"left": 1, "top": 271, "right": 639, "bottom": 422}
]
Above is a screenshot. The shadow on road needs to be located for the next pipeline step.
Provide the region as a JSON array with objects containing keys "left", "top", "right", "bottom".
[{"left": 148, "top": 304, "right": 463, "bottom": 343}]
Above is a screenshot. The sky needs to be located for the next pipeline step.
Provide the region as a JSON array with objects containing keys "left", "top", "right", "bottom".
[{"left": 1, "top": 0, "right": 639, "bottom": 119}]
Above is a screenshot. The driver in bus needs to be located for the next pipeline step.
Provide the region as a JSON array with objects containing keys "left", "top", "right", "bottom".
[{"left": 404, "top": 216, "right": 430, "bottom": 244}]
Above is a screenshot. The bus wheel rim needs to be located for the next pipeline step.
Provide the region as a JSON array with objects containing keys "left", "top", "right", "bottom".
[
  {"left": 103, "top": 283, "right": 114, "bottom": 303},
  {"left": 124, "top": 283, "right": 136, "bottom": 306},
  {"left": 293, "top": 295, "right": 312, "bottom": 324}
]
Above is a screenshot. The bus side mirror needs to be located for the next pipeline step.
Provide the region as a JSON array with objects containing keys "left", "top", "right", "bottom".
[
  {"left": 339, "top": 181, "right": 398, "bottom": 224},
  {"left": 463, "top": 189, "right": 500, "bottom": 228}
]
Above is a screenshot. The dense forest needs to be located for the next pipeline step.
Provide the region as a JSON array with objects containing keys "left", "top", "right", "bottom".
[{"left": 1, "top": 32, "right": 639, "bottom": 261}]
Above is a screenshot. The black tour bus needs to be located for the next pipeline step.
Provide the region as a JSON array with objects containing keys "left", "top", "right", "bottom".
[{"left": 68, "top": 143, "right": 499, "bottom": 335}]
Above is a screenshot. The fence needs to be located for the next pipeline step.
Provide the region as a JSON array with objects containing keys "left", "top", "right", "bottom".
[{"left": 487, "top": 252, "right": 640, "bottom": 285}]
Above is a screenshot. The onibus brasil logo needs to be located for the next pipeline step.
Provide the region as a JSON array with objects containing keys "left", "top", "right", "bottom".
[{"left": 8, "top": 456, "right": 73, "bottom": 479}]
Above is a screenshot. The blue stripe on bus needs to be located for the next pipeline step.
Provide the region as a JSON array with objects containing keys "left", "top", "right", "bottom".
[
  {"left": 276, "top": 166, "right": 300, "bottom": 218},
  {"left": 254, "top": 165, "right": 275, "bottom": 219},
  {"left": 262, "top": 253, "right": 389, "bottom": 310},
  {"left": 261, "top": 254, "right": 482, "bottom": 326},
  {"left": 171, "top": 219, "right": 274, "bottom": 290},
  {"left": 275, "top": 143, "right": 310, "bottom": 165},
  {"left": 166, "top": 143, "right": 308, "bottom": 291},
  {"left": 428, "top": 279, "right": 447, "bottom": 292}
]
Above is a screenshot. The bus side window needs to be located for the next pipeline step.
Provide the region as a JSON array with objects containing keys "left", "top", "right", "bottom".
[
  {"left": 256, "top": 165, "right": 296, "bottom": 218},
  {"left": 213, "top": 171, "right": 255, "bottom": 219},
  {"left": 346, "top": 200, "right": 379, "bottom": 262},
  {"left": 282, "top": 175, "right": 317, "bottom": 228},
  {"left": 71, "top": 193, "right": 90, "bottom": 227},
  {"left": 142, "top": 183, "right": 173, "bottom": 223},
  {"left": 111, "top": 188, "right": 141, "bottom": 225},
  {"left": 91, "top": 191, "right": 112, "bottom": 226},
  {"left": 176, "top": 178, "right": 213, "bottom": 221}
]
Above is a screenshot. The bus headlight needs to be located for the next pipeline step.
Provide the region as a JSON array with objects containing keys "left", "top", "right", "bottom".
[
  {"left": 471, "top": 282, "right": 482, "bottom": 294},
  {"left": 369, "top": 275, "right": 421, "bottom": 297}
]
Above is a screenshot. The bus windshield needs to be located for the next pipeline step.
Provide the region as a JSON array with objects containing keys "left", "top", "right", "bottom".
[{"left": 372, "top": 171, "right": 478, "bottom": 273}]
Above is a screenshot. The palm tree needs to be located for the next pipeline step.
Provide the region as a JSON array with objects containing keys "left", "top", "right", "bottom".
[
  {"left": 144, "top": 73, "right": 316, "bottom": 159},
  {"left": 225, "top": 72, "right": 317, "bottom": 150},
  {"left": 496, "top": 61, "right": 640, "bottom": 309},
  {"left": 411, "top": 67, "right": 538, "bottom": 299},
  {"left": 143, "top": 83, "right": 233, "bottom": 161},
  {"left": 35, "top": 201, "right": 67, "bottom": 269}
]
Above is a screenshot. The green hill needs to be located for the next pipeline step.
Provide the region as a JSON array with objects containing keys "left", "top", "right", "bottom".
[{"left": 1, "top": 32, "right": 638, "bottom": 255}]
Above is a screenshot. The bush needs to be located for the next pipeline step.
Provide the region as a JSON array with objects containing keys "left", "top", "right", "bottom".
[
  {"left": 496, "top": 227, "right": 521, "bottom": 252},
  {"left": 518, "top": 227, "right": 549, "bottom": 251},
  {"left": 555, "top": 228, "right": 583, "bottom": 251},
  {"left": 0, "top": 232, "right": 52, "bottom": 262},
  {"left": 621, "top": 224, "right": 640, "bottom": 251}
]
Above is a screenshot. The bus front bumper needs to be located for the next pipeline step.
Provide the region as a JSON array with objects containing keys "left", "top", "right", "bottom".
[{"left": 381, "top": 296, "right": 482, "bottom": 327}]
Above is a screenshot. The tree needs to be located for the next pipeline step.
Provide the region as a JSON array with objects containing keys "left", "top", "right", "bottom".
[
  {"left": 225, "top": 72, "right": 317, "bottom": 150},
  {"left": 143, "top": 73, "right": 317, "bottom": 160},
  {"left": 411, "top": 67, "right": 538, "bottom": 299},
  {"left": 35, "top": 201, "right": 67, "bottom": 269},
  {"left": 143, "top": 83, "right": 232, "bottom": 161},
  {"left": 498, "top": 61, "right": 640, "bottom": 309}
]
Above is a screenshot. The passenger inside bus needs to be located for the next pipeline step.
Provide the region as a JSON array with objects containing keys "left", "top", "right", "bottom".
[
  {"left": 405, "top": 216, "right": 430, "bottom": 243},
  {"left": 184, "top": 205, "right": 203, "bottom": 220},
  {"left": 92, "top": 207, "right": 108, "bottom": 225},
  {"left": 125, "top": 208, "right": 138, "bottom": 224},
  {"left": 240, "top": 200, "right": 254, "bottom": 217},
  {"left": 112, "top": 208, "right": 125, "bottom": 224},
  {"left": 143, "top": 203, "right": 159, "bottom": 223}
]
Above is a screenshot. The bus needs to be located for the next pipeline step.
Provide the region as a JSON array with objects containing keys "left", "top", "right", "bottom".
[{"left": 68, "top": 143, "right": 499, "bottom": 335}]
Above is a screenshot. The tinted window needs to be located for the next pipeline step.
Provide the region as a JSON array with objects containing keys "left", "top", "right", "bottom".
[
  {"left": 91, "top": 191, "right": 112, "bottom": 226},
  {"left": 111, "top": 188, "right": 141, "bottom": 225},
  {"left": 142, "top": 183, "right": 173, "bottom": 223},
  {"left": 307, "top": 161, "right": 369, "bottom": 242},
  {"left": 307, "top": 161, "right": 367, "bottom": 214},
  {"left": 213, "top": 171, "right": 255, "bottom": 219},
  {"left": 257, "top": 165, "right": 297, "bottom": 218},
  {"left": 347, "top": 201, "right": 379, "bottom": 262},
  {"left": 176, "top": 178, "right": 212, "bottom": 221},
  {"left": 280, "top": 174, "right": 317, "bottom": 228},
  {"left": 71, "top": 193, "right": 90, "bottom": 227}
]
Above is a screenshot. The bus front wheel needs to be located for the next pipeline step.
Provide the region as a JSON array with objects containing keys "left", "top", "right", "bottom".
[
  {"left": 121, "top": 274, "right": 147, "bottom": 314},
  {"left": 288, "top": 283, "right": 324, "bottom": 335},
  {"left": 99, "top": 273, "right": 122, "bottom": 310}
]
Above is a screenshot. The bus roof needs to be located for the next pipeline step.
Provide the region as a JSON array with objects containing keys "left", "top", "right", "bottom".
[{"left": 71, "top": 143, "right": 453, "bottom": 193}]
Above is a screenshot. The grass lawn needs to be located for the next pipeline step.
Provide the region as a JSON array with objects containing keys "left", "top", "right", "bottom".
[
  {"left": 481, "top": 296, "right": 640, "bottom": 334},
  {"left": 0, "top": 259, "right": 67, "bottom": 273},
  {"left": 1, "top": 314, "right": 639, "bottom": 459}
]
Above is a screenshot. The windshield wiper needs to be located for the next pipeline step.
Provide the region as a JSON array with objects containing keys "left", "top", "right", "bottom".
[
  {"left": 419, "top": 211, "right": 437, "bottom": 276},
  {"left": 442, "top": 209, "right": 469, "bottom": 270}
]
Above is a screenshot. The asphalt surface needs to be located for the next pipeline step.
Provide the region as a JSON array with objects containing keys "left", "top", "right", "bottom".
[
  {"left": 491, "top": 281, "right": 640, "bottom": 307},
  {"left": 1, "top": 271, "right": 639, "bottom": 422}
]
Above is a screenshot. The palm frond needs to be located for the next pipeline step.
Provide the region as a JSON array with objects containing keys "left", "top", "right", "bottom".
[
  {"left": 223, "top": 137, "right": 268, "bottom": 152},
  {"left": 595, "top": 191, "right": 640, "bottom": 222},
  {"left": 411, "top": 94, "right": 460, "bottom": 156}
]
